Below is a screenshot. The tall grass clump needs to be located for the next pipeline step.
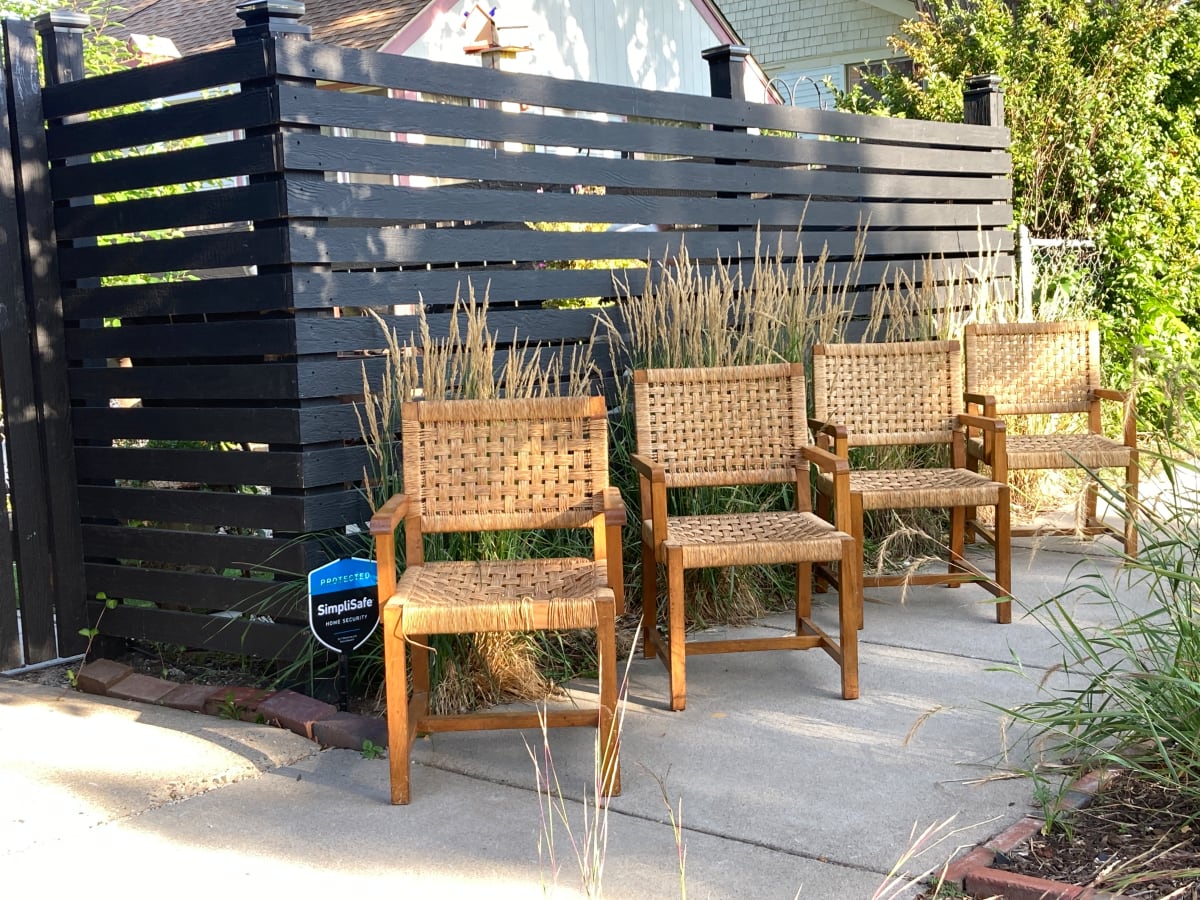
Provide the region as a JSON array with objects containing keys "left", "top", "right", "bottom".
[
  {"left": 603, "top": 228, "right": 865, "bottom": 624},
  {"left": 357, "top": 282, "right": 604, "bottom": 713},
  {"left": 1001, "top": 434, "right": 1200, "bottom": 812}
]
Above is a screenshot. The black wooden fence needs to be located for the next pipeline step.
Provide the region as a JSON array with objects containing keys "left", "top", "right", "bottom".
[{"left": 0, "top": 3, "right": 1012, "bottom": 666}]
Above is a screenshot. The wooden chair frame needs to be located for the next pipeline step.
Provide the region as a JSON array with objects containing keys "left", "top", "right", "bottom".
[
  {"left": 963, "top": 321, "right": 1138, "bottom": 556},
  {"left": 809, "top": 341, "right": 1012, "bottom": 627},
  {"left": 631, "top": 363, "right": 860, "bottom": 712},
  {"left": 370, "top": 395, "right": 625, "bottom": 804}
]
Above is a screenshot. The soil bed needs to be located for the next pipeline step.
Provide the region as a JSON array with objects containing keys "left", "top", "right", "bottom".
[{"left": 985, "top": 770, "right": 1200, "bottom": 898}]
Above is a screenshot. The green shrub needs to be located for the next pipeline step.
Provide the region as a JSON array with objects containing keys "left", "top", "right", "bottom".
[{"left": 1001, "top": 442, "right": 1200, "bottom": 806}]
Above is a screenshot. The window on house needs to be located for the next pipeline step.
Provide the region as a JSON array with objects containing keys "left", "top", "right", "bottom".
[{"left": 846, "top": 57, "right": 914, "bottom": 100}]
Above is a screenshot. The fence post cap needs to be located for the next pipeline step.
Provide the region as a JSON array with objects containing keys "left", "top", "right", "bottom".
[
  {"left": 33, "top": 10, "right": 91, "bottom": 32},
  {"left": 964, "top": 74, "right": 1003, "bottom": 92},
  {"left": 234, "top": 0, "right": 310, "bottom": 42},
  {"left": 701, "top": 44, "right": 751, "bottom": 62}
]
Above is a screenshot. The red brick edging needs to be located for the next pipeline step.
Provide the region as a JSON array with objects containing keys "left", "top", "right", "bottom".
[
  {"left": 942, "top": 769, "right": 1121, "bottom": 899},
  {"left": 73, "top": 658, "right": 387, "bottom": 750}
]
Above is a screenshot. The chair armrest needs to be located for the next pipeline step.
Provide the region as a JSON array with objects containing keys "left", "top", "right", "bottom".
[
  {"left": 630, "top": 452, "right": 668, "bottom": 548},
  {"left": 602, "top": 486, "right": 627, "bottom": 527},
  {"left": 369, "top": 493, "right": 409, "bottom": 536},
  {"left": 801, "top": 445, "right": 853, "bottom": 533},
  {"left": 1090, "top": 388, "right": 1137, "bottom": 447},
  {"left": 957, "top": 413, "right": 1005, "bottom": 434},
  {"left": 963, "top": 391, "right": 996, "bottom": 416},
  {"left": 808, "top": 418, "right": 849, "bottom": 456},
  {"left": 956, "top": 413, "right": 1006, "bottom": 477},
  {"left": 629, "top": 452, "right": 664, "bottom": 482},
  {"left": 801, "top": 443, "right": 849, "bottom": 476},
  {"left": 369, "top": 493, "right": 409, "bottom": 615}
]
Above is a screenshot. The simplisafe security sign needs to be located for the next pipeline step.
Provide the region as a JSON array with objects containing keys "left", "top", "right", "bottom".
[{"left": 307, "top": 557, "right": 379, "bottom": 653}]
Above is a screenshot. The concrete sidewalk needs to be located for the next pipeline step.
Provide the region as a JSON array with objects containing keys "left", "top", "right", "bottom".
[{"left": 0, "top": 539, "right": 1133, "bottom": 897}]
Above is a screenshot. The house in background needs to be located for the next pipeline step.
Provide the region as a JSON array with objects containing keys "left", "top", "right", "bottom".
[
  {"left": 719, "top": 0, "right": 917, "bottom": 109},
  {"left": 107, "top": 0, "right": 773, "bottom": 100}
]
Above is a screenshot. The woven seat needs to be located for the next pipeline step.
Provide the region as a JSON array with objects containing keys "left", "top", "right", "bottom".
[
  {"left": 632, "top": 363, "right": 860, "bottom": 712},
  {"left": 963, "top": 321, "right": 1138, "bottom": 555},
  {"left": 810, "top": 341, "right": 1012, "bottom": 626},
  {"left": 370, "top": 395, "right": 624, "bottom": 805},
  {"left": 821, "top": 468, "right": 1003, "bottom": 510}
]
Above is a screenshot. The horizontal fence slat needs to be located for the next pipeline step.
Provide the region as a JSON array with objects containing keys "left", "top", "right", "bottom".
[
  {"left": 82, "top": 523, "right": 310, "bottom": 573},
  {"left": 66, "top": 358, "right": 384, "bottom": 401},
  {"left": 286, "top": 180, "right": 1013, "bottom": 230},
  {"left": 64, "top": 274, "right": 292, "bottom": 319},
  {"left": 277, "top": 86, "right": 1012, "bottom": 175},
  {"left": 50, "top": 134, "right": 280, "bottom": 201},
  {"left": 289, "top": 224, "right": 1012, "bottom": 268},
  {"left": 56, "top": 183, "right": 286, "bottom": 241},
  {"left": 86, "top": 563, "right": 297, "bottom": 617},
  {"left": 282, "top": 134, "right": 1013, "bottom": 202},
  {"left": 68, "top": 361, "right": 298, "bottom": 401},
  {"left": 79, "top": 484, "right": 306, "bottom": 531},
  {"left": 67, "top": 318, "right": 298, "bottom": 360},
  {"left": 289, "top": 255, "right": 1015, "bottom": 310},
  {"left": 41, "top": 43, "right": 270, "bottom": 119},
  {"left": 277, "top": 40, "right": 1010, "bottom": 149},
  {"left": 58, "top": 227, "right": 288, "bottom": 281},
  {"left": 294, "top": 306, "right": 614, "bottom": 352},
  {"left": 88, "top": 601, "right": 308, "bottom": 660},
  {"left": 71, "top": 404, "right": 362, "bottom": 445},
  {"left": 75, "top": 445, "right": 367, "bottom": 489},
  {"left": 47, "top": 87, "right": 278, "bottom": 159}
]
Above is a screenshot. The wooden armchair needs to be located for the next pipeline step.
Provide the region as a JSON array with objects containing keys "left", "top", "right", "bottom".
[
  {"left": 370, "top": 395, "right": 624, "bottom": 805},
  {"left": 632, "top": 363, "right": 860, "bottom": 712},
  {"left": 809, "top": 341, "right": 1012, "bottom": 626},
  {"left": 962, "top": 321, "right": 1138, "bottom": 555}
]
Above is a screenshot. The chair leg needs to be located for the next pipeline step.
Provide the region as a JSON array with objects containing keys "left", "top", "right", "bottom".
[
  {"left": 851, "top": 494, "right": 865, "bottom": 630},
  {"left": 1084, "top": 476, "right": 1100, "bottom": 529},
  {"left": 596, "top": 599, "right": 621, "bottom": 797},
  {"left": 666, "top": 544, "right": 687, "bottom": 711},
  {"left": 964, "top": 455, "right": 980, "bottom": 544},
  {"left": 948, "top": 505, "right": 966, "bottom": 588},
  {"left": 814, "top": 489, "right": 833, "bottom": 596},
  {"left": 838, "top": 540, "right": 860, "bottom": 700},
  {"left": 641, "top": 541, "right": 658, "bottom": 659},
  {"left": 995, "top": 489, "right": 1012, "bottom": 624},
  {"left": 382, "top": 605, "right": 412, "bottom": 805},
  {"left": 796, "top": 561, "right": 812, "bottom": 628},
  {"left": 1124, "top": 458, "right": 1139, "bottom": 558}
]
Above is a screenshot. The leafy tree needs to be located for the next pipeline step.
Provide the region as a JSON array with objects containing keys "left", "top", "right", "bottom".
[{"left": 837, "top": 0, "right": 1200, "bottom": 431}]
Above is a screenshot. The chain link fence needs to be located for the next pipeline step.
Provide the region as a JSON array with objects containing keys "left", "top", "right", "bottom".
[{"left": 1017, "top": 224, "right": 1104, "bottom": 319}]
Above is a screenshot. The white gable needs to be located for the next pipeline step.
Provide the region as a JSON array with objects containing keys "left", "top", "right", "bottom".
[{"left": 387, "top": 0, "right": 771, "bottom": 100}]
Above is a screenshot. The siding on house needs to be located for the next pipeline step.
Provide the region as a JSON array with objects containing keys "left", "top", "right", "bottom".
[{"left": 722, "top": 0, "right": 911, "bottom": 106}]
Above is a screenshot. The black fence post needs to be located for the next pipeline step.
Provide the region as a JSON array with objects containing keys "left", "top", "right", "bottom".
[
  {"left": 703, "top": 44, "right": 750, "bottom": 104},
  {"left": 233, "top": 1, "right": 336, "bottom": 586},
  {"left": 3, "top": 14, "right": 89, "bottom": 660},
  {"left": 36, "top": 9, "right": 88, "bottom": 85},
  {"left": 0, "top": 19, "right": 57, "bottom": 666},
  {"left": 703, "top": 44, "right": 751, "bottom": 235},
  {"left": 963, "top": 74, "right": 1004, "bottom": 128}
]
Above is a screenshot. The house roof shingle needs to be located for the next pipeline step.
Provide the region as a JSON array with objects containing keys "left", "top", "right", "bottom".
[{"left": 105, "top": 0, "right": 430, "bottom": 56}]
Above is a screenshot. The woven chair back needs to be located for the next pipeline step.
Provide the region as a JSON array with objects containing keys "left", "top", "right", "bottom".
[
  {"left": 634, "top": 363, "right": 808, "bottom": 489},
  {"left": 963, "top": 321, "right": 1101, "bottom": 416},
  {"left": 811, "top": 341, "right": 962, "bottom": 448},
  {"left": 401, "top": 395, "right": 608, "bottom": 533}
]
